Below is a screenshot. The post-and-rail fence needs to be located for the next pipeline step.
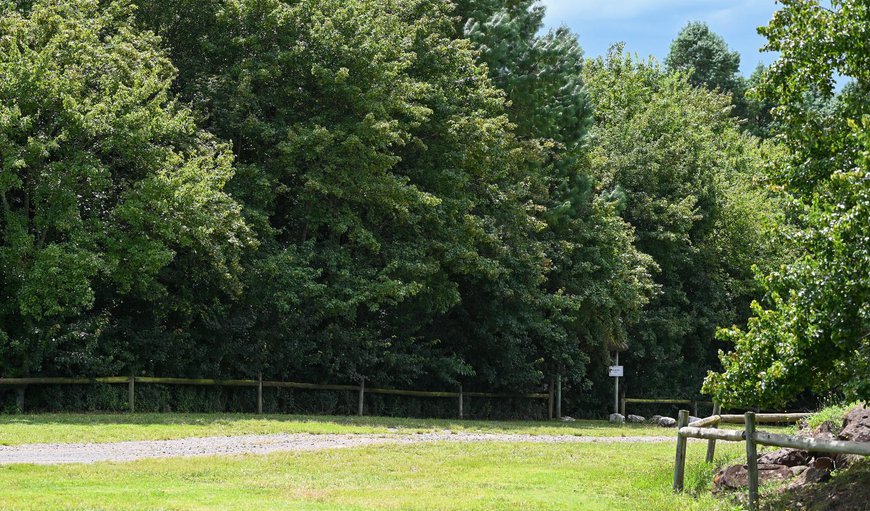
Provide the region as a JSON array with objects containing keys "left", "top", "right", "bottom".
[
  {"left": 672, "top": 409, "right": 870, "bottom": 511},
  {"left": 0, "top": 376, "right": 551, "bottom": 418}
]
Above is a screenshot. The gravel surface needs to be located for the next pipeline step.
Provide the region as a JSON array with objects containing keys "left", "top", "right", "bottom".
[{"left": 0, "top": 432, "right": 676, "bottom": 465}]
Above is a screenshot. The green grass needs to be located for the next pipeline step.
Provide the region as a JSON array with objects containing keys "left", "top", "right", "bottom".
[
  {"left": 0, "top": 413, "right": 690, "bottom": 445},
  {"left": 0, "top": 440, "right": 748, "bottom": 511},
  {"left": 803, "top": 400, "right": 865, "bottom": 434}
]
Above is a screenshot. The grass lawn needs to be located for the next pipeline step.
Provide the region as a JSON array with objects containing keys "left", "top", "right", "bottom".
[
  {"left": 0, "top": 439, "right": 746, "bottom": 511},
  {"left": 0, "top": 413, "right": 693, "bottom": 445}
]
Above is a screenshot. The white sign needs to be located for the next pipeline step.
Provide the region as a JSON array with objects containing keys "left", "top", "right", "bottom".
[{"left": 609, "top": 365, "right": 624, "bottom": 377}]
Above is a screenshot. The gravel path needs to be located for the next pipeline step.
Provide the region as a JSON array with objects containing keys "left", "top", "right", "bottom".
[{"left": 0, "top": 432, "right": 676, "bottom": 465}]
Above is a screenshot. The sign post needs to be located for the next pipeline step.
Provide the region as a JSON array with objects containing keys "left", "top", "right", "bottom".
[{"left": 609, "top": 352, "right": 623, "bottom": 414}]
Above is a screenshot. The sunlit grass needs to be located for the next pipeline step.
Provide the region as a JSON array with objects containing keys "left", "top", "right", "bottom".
[{"left": 0, "top": 440, "right": 746, "bottom": 511}]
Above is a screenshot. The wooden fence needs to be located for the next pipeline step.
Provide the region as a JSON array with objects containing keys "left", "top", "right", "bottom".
[
  {"left": 620, "top": 397, "right": 714, "bottom": 417},
  {"left": 0, "top": 376, "right": 550, "bottom": 418},
  {"left": 672, "top": 409, "right": 870, "bottom": 511}
]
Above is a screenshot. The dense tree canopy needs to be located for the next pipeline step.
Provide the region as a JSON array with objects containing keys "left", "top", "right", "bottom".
[
  {"left": 0, "top": 0, "right": 823, "bottom": 416},
  {"left": 665, "top": 21, "right": 741, "bottom": 96},
  {"left": 584, "top": 48, "right": 786, "bottom": 398},
  {"left": 705, "top": 0, "right": 870, "bottom": 407},
  {"left": 0, "top": 0, "right": 252, "bottom": 377}
]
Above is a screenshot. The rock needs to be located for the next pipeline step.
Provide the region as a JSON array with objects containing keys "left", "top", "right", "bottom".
[
  {"left": 560, "top": 416, "right": 576, "bottom": 422},
  {"left": 688, "top": 416, "right": 701, "bottom": 424},
  {"left": 788, "top": 457, "right": 836, "bottom": 489},
  {"left": 810, "top": 456, "right": 835, "bottom": 472},
  {"left": 758, "top": 448, "right": 809, "bottom": 467},
  {"left": 609, "top": 413, "right": 625, "bottom": 424},
  {"left": 789, "top": 465, "right": 808, "bottom": 477},
  {"left": 838, "top": 405, "right": 870, "bottom": 443},
  {"left": 810, "top": 420, "right": 836, "bottom": 440},
  {"left": 648, "top": 415, "right": 663, "bottom": 424},
  {"left": 657, "top": 417, "right": 677, "bottom": 427},
  {"left": 788, "top": 465, "right": 832, "bottom": 489},
  {"left": 713, "top": 463, "right": 792, "bottom": 492},
  {"left": 627, "top": 414, "right": 645, "bottom": 423}
]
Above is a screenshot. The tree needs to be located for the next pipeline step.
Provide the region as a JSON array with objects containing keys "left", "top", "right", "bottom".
[
  {"left": 584, "top": 47, "right": 786, "bottom": 398},
  {"left": 0, "top": 0, "right": 252, "bottom": 377},
  {"left": 704, "top": 0, "right": 870, "bottom": 407},
  {"left": 456, "top": 1, "right": 655, "bottom": 392},
  {"left": 137, "top": 0, "right": 552, "bottom": 389},
  {"left": 665, "top": 21, "right": 742, "bottom": 96}
]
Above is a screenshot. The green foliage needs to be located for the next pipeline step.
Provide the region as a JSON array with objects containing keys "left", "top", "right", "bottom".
[
  {"left": 456, "top": 1, "right": 654, "bottom": 392},
  {"left": 665, "top": 21, "right": 741, "bottom": 96},
  {"left": 0, "top": 0, "right": 794, "bottom": 414},
  {"left": 584, "top": 48, "right": 786, "bottom": 397},
  {"left": 0, "top": 0, "right": 252, "bottom": 377},
  {"left": 705, "top": 0, "right": 870, "bottom": 407},
  {"left": 804, "top": 401, "right": 864, "bottom": 433}
]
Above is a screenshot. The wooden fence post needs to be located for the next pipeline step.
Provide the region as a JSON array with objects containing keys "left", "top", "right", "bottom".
[
  {"left": 692, "top": 400, "right": 698, "bottom": 417},
  {"left": 705, "top": 402, "right": 721, "bottom": 463},
  {"left": 555, "top": 374, "right": 562, "bottom": 419},
  {"left": 745, "top": 411, "right": 759, "bottom": 511},
  {"left": 257, "top": 372, "right": 263, "bottom": 415},
  {"left": 15, "top": 386, "right": 25, "bottom": 413},
  {"left": 128, "top": 375, "right": 135, "bottom": 413},
  {"left": 458, "top": 385, "right": 463, "bottom": 419},
  {"left": 548, "top": 375, "right": 554, "bottom": 420},
  {"left": 620, "top": 396, "right": 626, "bottom": 417},
  {"left": 358, "top": 376, "right": 365, "bottom": 417},
  {"left": 672, "top": 409, "right": 690, "bottom": 492}
]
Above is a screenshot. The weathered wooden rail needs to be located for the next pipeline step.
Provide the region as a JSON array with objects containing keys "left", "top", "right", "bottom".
[
  {"left": 0, "top": 376, "right": 548, "bottom": 418},
  {"left": 673, "top": 409, "right": 870, "bottom": 511},
  {"left": 620, "top": 397, "right": 715, "bottom": 417}
]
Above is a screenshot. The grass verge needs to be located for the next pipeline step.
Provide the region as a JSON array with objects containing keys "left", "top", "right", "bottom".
[{"left": 0, "top": 440, "right": 747, "bottom": 511}]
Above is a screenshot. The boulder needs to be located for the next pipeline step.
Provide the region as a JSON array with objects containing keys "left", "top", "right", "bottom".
[
  {"left": 688, "top": 416, "right": 701, "bottom": 424},
  {"left": 758, "top": 448, "right": 809, "bottom": 467},
  {"left": 788, "top": 457, "right": 836, "bottom": 489},
  {"left": 648, "top": 415, "right": 663, "bottom": 424},
  {"left": 810, "top": 456, "right": 835, "bottom": 472},
  {"left": 560, "top": 416, "right": 576, "bottom": 422},
  {"left": 609, "top": 413, "right": 625, "bottom": 424},
  {"left": 808, "top": 420, "right": 836, "bottom": 440},
  {"left": 657, "top": 416, "right": 677, "bottom": 427},
  {"left": 627, "top": 414, "right": 645, "bottom": 423},
  {"left": 788, "top": 465, "right": 832, "bottom": 489},
  {"left": 838, "top": 405, "right": 870, "bottom": 443},
  {"left": 789, "top": 465, "right": 808, "bottom": 477},
  {"left": 713, "top": 463, "right": 792, "bottom": 492}
]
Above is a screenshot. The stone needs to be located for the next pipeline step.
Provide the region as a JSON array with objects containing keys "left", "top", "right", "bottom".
[
  {"left": 560, "top": 416, "right": 576, "bottom": 422},
  {"left": 809, "top": 420, "right": 836, "bottom": 440},
  {"left": 787, "top": 457, "right": 836, "bottom": 489},
  {"left": 657, "top": 417, "right": 677, "bottom": 427},
  {"left": 788, "top": 465, "right": 832, "bottom": 489},
  {"left": 609, "top": 413, "right": 625, "bottom": 424},
  {"left": 688, "top": 416, "right": 701, "bottom": 424},
  {"left": 758, "top": 448, "right": 809, "bottom": 467},
  {"left": 648, "top": 415, "right": 663, "bottom": 424},
  {"left": 838, "top": 405, "right": 870, "bottom": 443},
  {"left": 713, "top": 463, "right": 792, "bottom": 492},
  {"left": 789, "top": 465, "right": 808, "bottom": 477},
  {"left": 810, "top": 457, "right": 835, "bottom": 472},
  {"left": 627, "top": 414, "right": 645, "bottom": 423}
]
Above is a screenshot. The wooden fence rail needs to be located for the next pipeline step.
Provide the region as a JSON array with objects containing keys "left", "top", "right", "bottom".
[
  {"left": 673, "top": 410, "right": 869, "bottom": 511},
  {"left": 0, "top": 376, "right": 549, "bottom": 418},
  {"left": 620, "top": 397, "right": 715, "bottom": 417}
]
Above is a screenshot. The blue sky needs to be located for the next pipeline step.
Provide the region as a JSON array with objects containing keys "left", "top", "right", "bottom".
[{"left": 540, "top": 0, "right": 780, "bottom": 76}]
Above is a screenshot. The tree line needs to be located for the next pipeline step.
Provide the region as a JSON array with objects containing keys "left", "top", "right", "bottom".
[{"left": 0, "top": 0, "right": 864, "bottom": 413}]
